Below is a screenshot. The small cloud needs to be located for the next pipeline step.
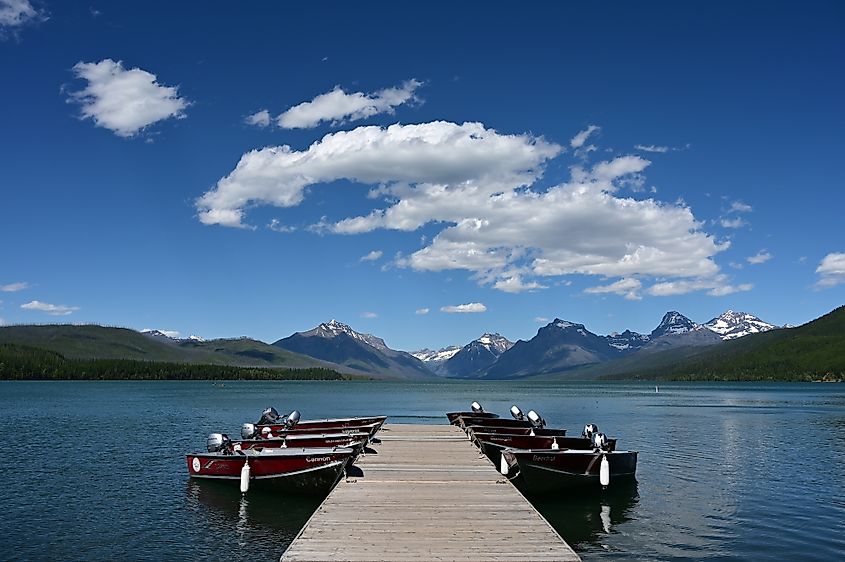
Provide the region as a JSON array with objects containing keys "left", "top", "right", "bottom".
[
  {"left": 1, "top": 281, "right": 28, "bottom": 292},
  {"left": 415, "top": 308, "right": 429, "bottom": 315},
  {"left": 267, "top": 219, "right": 296, "bottom": 233},
  {"left": 728, "top": 201, "right": 753, "bottom": 213},
  {"left": 729, "top": 261, "right": 744, "bottom": 270},
  {"left": 492, "top": 275, "right": 546, "bottom": 293},
  {"left": 570, "top": 125, "right": 600, "bottom": 149},
  {"left": 360, "top": 250, "right": 383, "bottom": 262},
  {"left": 244, "top": 109, "right": 271, "bottom": 127},
  {"left": 21, "top": 300, "right": 79, "bottom": 316},
  {"left": 584, "top": 278, "right": 642, "bottom": 300},
  {"left": 815, "top": 252, "right": 845, "bottom": 289},
  {"left": 534, "top": 316, "right": 549, "bottom": 323},
  {"left": 720, "top": 217, "right": 747, "bottom": 229},
  {"left": 747, "top": 250, "right": 772, "bottom": 265},
  {"left": 0, "top": 0, "right": 47, "bottom": 38},
  {"left": 277, "top": 79, "right": 423, "bottom": 129},
  {"left": 634, "top": 144, "right": 669, "bottom": 153},
  {"left": 67, "top": 58, "right": 189, "bottom": 138},
  {"left": 360, "top": 311, "right": 377, "bottom": 319},
  {"left": 441, "top": 302, "right": 487, "bottom": 314},
  {"left": 321, "top": 56, "right": 328, "bottom": 62}
]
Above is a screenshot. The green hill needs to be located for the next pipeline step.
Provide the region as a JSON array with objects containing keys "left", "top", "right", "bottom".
[
  {"left": 0, "top": 324, "right": 330, "bottom": 369},
  {"left": 599, "top": 305, "right": 845, "bottom": 381}
]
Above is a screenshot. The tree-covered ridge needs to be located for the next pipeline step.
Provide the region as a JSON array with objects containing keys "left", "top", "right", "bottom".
[
  {"left": 601, "top": 306, "right": 845, "bottom": 382},
  {"left": 0, "top": 344, "right": 348, "bottom": 381}
]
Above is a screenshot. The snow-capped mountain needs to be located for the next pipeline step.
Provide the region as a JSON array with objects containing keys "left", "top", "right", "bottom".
[
  {"left": 704, "top": 310, "right": 778, "bottom": 340},
  {"left": 305, "top": 319, "right": 390, "bottom": 352},
  {"left": 411, "top": 346, "right": 462, "bottom": 364},
  {"left": 439, "top": 333, "right": 514, "bottom": 377},
  {"left": 605, "top": 330, "right": 650, "bottom": 351},
  {"left": 273, "top": 320, "right": 433, "bottom": 379},
  {"left": 650, "top": 311, "right": 699, "bottom": 338}
]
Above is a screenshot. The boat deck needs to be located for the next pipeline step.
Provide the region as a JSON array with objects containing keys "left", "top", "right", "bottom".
[{"left": 280, "top": 423, "right": 580, "bottom": 562}]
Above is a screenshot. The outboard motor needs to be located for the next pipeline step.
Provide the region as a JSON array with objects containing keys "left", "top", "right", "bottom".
[
  {"left": 470, "top": 401, "right": 484, "bottom": 413},
  {"left": 284, "top": 410, "right": 301, "bottom": 430},
  {"left": 241, "top": 423, "right": 257, "bottom": 440},
  {"left": 510, "top": 405, "right": 524, "bottom": 421},
  {"left": 207, "top": 433, "right": 232, "bottom": 453},
  {"left": 258, "top": 407, "right": 280, "bottom": 425},
  {"left": 582, "top": 423, "right": 598, "bottom": 439},
  {"left": 592, "top": 432, "right": 609, "bottom": 451},
  {"left": 526, "top": 410, "right": 545, "bottom": 429}
]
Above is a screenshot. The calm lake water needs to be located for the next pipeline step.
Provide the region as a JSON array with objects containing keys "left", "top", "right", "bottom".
[{"left": 1, "top": 381, "right": 843, "bottom": 561}]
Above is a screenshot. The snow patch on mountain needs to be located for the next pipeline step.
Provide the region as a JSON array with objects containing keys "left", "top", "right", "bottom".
[
  {"left": 308, "top": 319, "right": 390, "bottom": 352},
  {"left": 704, "top": 310, "right": 778, "bottom": 340},
  {"left": 411, "top": 346, "right": 462, "bottom": 363}
]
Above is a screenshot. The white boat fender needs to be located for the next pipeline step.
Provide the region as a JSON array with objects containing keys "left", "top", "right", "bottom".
[
  {"left": 551, "top": 437, "right": 559, "bottom": 450},
  {"left": 500, "top": 453, "right": 509, "bottom": 476},
  {"left": 529, "top": 428, "right": 535, "bottom": 437},
  {"left": 281, "top": 437, "right": 287, "bottom": 448},
  {"left": 599, "top": 454, "right": 610, "bottom": 487},
  {"left": 240, "top": 459, "right": 251, "bottom": 493}
]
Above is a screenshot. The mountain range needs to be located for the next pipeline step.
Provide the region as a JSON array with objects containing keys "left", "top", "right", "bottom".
[{"left": 1, "top": 308, "right": 802, "bottom": 380}]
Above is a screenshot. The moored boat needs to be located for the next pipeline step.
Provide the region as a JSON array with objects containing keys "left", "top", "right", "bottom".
[
  {"left": 446, "top": 401, "right": 499, "bottom": 425},
  {"left": 473, "top": 432, "right": 616, "bottom": 464},
  {"left": 501, "top": 438, "right": 637, "bottom": 492},
  {"left": 465, "top": 426, "right": 568, "bottom": 438},
  {"left": 255, "top": 408, "right": 387, "bottom": 436},
  {"left": 186, "top": 433, "right": 354, "bottom": 494},
  {"left": 236, "top": 428, "right": 369, "bottom": 455}
]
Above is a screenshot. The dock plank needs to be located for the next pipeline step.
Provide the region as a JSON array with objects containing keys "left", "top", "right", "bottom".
[{"left": 280, "top": 423, "right": 580, "bottom": 562}]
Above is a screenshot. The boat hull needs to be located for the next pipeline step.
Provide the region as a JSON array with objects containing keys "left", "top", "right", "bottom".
[
  {"left": 238, "top": 433, "right": 368, "bottom": 455},
  {"left": 503, "top": 449, "right": 637, "bottom": 492},
  {"left": 457, "top": 416, "right": 533, "bottom": 430},
  {"left": 474, "top": 434, "right": 616, "bottom": 464},
  {"left": 466, "top": 426, "right": 568, "bottom": 438},
  {"left": 257, "top": 420, "right": 383, "bottom": 438},
  {"left": 445, "top": 411, "right": 499, "bottom": 425},
  {"left": 186, "top": 447, "right": 353, "bottom": 494}
]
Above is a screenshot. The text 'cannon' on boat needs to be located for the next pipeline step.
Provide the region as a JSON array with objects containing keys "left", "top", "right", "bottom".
[
  {"left": 186, "top": 432, "right": 355, "bottom": 494},
  {"left": 500, "top": 424, "right": 638, "bottom": 492}
]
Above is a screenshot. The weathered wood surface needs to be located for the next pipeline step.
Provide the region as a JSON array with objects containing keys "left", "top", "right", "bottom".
[{"left": 280, "top": 423, "right": 580, "bottom": 562}]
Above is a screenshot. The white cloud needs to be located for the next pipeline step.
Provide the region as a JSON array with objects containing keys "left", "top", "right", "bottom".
[
  {"left": 492, "top": 275, "right": 546, "bottom": 293},
  {"left": 634, "top": 144, "right": 669, "bottom": 153},
  {"left": 720, "top": 217, "right": 746, "bottom": 228},
  {"left": 277, "top": 79, "right": 421, "bottom": 129},
  {"left": 728, "top": 201, "right": 753, "bottom": 213},
  {"left": 267, "top": 219, "right": 296, "bottom": 233},
  {"left": 197, "top": 121, "right": 560, "bottom": 228},
  {"left": 1, "top": 281, "right": 28, "bottom": 292},
  {"left": 747, "top": 250, "right": 772, "bottom": 265},
  {"left": 0, "top": 0, "right": 44, "bottom": 33},
  {"left": 21, "top": 300, "right": 79, "bottom": 316},
  {"left": 244, "top": 109, "right": 271, "bottom": 127},
  {"left": 360, "top": 250, "right": 383, "bottom": 262},
  {"left": 534, "top": 316, "right": 549, "bottom": 323},
  {"left": 584, "top": 278, "right": 642, "bottom": 300},
  {"left": 647, "top": 274, "right": 752, "bottom": 297},
  {"left": 360, "top": 311, "right": 378, "bottom": 318},
  {"left": 570, "top": 125, "right": 599, "bottom": 148},
  {"left": 67, "top": 59, "right": 189, "bottom": 138},
  {"left": 415, "top": 308, "right": 429, "bottom": 315},
  {"left": 441, "top": 302, "right": 487, "bottom": 313},
  {"left": 200, "top": 120, "right": 732, "bottom": 296},
  {"left": 815, "top": 252, "right": 845, "bottom": 288}
]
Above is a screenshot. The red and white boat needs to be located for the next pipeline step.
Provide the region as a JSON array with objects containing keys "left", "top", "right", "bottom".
[
  {"left": 186, "top": 433, "right": 354, "bottom": 494},
  {"left": 446, "top": 401, "right": 499, "bottom": 425},
  {"left": 236, "top": 425, "right": 369, "bottom": 454}
]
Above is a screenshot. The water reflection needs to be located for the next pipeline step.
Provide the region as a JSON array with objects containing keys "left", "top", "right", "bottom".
[
  {"left": 184, "top": 480, "right": 323, "bottom": 560},
  {"left": 526, "top": 480, "right": 640, "bottom": 548}
]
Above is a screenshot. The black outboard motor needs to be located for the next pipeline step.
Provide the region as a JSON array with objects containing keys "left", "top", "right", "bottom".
[
  {"left": 510, "top": 405, "right": 525, "bottom": 420},
  {"left": 207, "top": 433, "right": 232, "bottom": 454},
  {"left": 241, "top": 423, "right": 257, "bottom": 440},
  {"left": 470, "top": 401, "right": 484, "bottom": 413},
  {"left": 592, "top": 432, "right": 609, "bottom": 451},
  {"left": 284, "top": 410, "right": 301, "bottom": 430},
  {"left": 258, "top": 407, "right": 280, "bottom": 425},
  {"left": 582, "top": 423, "right": 598, "bottom": 439},
  {"left": 526, "top": 410, "right": 545, "bottom": 429}
]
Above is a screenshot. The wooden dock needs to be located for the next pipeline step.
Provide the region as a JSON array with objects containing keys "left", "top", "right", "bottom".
[{"left": 281, "top": 423, "right": 580, "bottom": 562}]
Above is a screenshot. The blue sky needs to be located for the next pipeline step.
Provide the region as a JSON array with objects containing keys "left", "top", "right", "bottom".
[{"left": 1, "top": 1, "right": 843, "bottom": 350}]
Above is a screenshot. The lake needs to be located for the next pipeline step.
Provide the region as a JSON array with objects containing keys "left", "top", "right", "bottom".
[{"left": 1, "top": 381, "right": 843, "bottom": 561}]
